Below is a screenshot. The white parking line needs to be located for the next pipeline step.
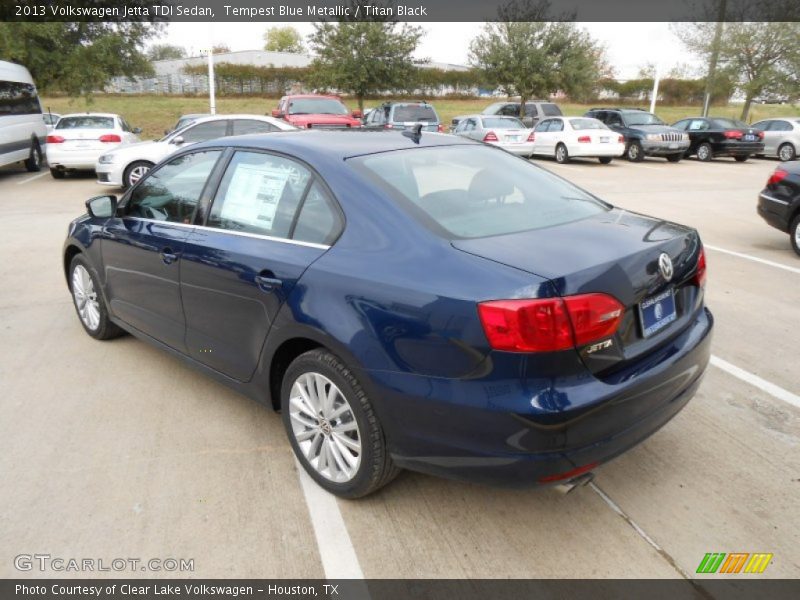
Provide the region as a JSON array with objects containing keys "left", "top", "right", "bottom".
[
  {"left": 704, "top": 244, "right": 800, "bottom": 275},
  {"left": 295, "top": 458, "right": 365, "bottom": 579},
  {"left": 16, "top": 172, "right": 49, "bottom": 185},
  {"left": 710, "top": 355, "right": 800, "bottom": 410}
]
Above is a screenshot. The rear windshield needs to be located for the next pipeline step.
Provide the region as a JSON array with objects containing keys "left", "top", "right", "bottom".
[
  {"left": 481, "top": 117, "right": 525, "bottom": 129},
  {"left": 541, "top": 103, "right": 562, "bottom": 116},
  {"left": 569, "top": 118, "right": 607, "bottom": 130},
  {"left": 350, "top": 145, "right": 608, "bottom": 239},
  {"left": 392, "top": 105, "right": 438, "bottom": 122},
  {"left": 287, "top": 98, "right": 348, "bottom": 115},
  {"left": 56, "top": 116, "right": 115, "bottom": 129}
]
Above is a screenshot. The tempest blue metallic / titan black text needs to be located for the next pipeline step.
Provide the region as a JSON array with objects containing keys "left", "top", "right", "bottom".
[{"left": 63, "top": 130, "right": 713, "bottom": 497}]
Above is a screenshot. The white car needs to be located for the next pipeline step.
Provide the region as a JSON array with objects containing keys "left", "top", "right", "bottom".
[
  {"left": 43, "top": 112, "right": 61, "bottom": 133},
  {"left": 453, "top": 115, "right": 535, "bottom": 156},
  {"left": 530, "top": 116, "right": 626, "bottom": 164},
  {"left": 96, "top": 114, "right": 296, "bottom": 189},
  {"left": 46, "top": 113, "right": 141, "bottom": 178}
]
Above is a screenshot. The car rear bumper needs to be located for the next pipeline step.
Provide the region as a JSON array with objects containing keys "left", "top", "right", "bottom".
[
  {"left": 371, "top": 306, "right": 713, "bottom": 487},
  {"left": 714, "top": 141, "right": 765, "bottom": 156},
  {"left": 757, "top": 190, "right": 792, "bottom": 232},
  {"left": 493, "top": 141, "right": 535, "bottom": 156},
  {"left": 567, "top": 142, "right": 626, "bottom": 158},
  {"left": 46, "top": 147, "right": 108, "bottom": 170}
]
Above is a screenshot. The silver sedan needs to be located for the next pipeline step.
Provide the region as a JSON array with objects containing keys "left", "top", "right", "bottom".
[
  {"left": 752, "top": 117, "right": 800, "bottom": 161},
  {"left": 453, "top": 115, "right": 534, "bottom": 156}
]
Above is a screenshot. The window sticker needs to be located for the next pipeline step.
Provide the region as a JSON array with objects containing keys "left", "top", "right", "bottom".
[{"left": 220, "top": 163, "right": 290, "bottom": 231}]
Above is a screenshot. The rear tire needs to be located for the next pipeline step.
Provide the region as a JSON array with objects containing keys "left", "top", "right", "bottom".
[
  {"left": 778, "top": 143, "right": 796, "bottom": 162},
  {"left": 281, "top": 349, "right": 400, "bottom": 498},
  {"left": 734, "top": 155, "right": 749, "bottom": 162},
  {"left": 50, "top": 168, "right": 65, "bottom": 179},
  {"left": 598, "top": 156, "right": 613, "bottom": 164},
  {"left": 696, "top": 143, "right": 713, "bottom": 162},
  {"left": 791, "top": 215, "right": 800, "bottom": 257},
  {"left": 666, "top": 153, "right": 682, "bottom": 163},
  {"left": 555, "top": 143, "right": 570, "bottom": 164},
  {"left": 68, "top": 254, "right": 124, "bottom": 340},
  {"left": 625, "top": 141, "right": 644, "bottom": 162},
  {"left": 24, "top": 140, "right": 42, "bottom": 172},
  {"left": 123, "top": 161, "right": 153, "bottom": 190}
]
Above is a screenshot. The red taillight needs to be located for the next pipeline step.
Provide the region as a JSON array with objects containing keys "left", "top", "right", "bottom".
[
  {"left": 767, "top": 168, "right": 788, "bottom": 186},
  {"left": 538, "top": 461, "right": 599, "bottom": 483},
  {"left": 618, "top": 135, "right": 625, "bottom": 143},
  {"left": 724, "top": 130, "right": 743, "bottom": 139},
  {"left": 757, "top": 130, "right": 765, "bottom": 139},
  {"left": 694, "top": 247, "right": 707, "bottom": 288},
  {"left": 437, "top": 123, "right": 444, "bottom": 133},
  {"left": 527, "top": 131, "right": 535, "bottom": 142},
  {"left": 384, "top": 123, "right": 393, "bottom": 129},
  {"left": 46, "top": 135, "right": 65, "bottom": 144},
  {"left": 577, "top": 135, "right": 591, "bottom": 143},
  {"left": 99, "top": 134, "right": 122, "bottom": 143},
  {"left": 477, "top": 293, "right": 623, "bottom": 353},
  {"left": 483, "top": 131, "right": 499, "bottom": 142}
]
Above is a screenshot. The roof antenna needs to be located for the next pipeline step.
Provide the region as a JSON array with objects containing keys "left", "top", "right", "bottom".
[{"left": 403, "top": 124, "right": 423, "bottom": 144}]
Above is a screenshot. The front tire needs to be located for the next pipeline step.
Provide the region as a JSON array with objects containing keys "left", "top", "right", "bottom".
[
  {"left": 626, "top": 141, "right": 644, "bottom": 162},
  {"left": 790, "top": 215, "right": 800, "bottom": 257},
  {"left": 123, "top": 161, "right": 153, "bottom": 189},
  {"left": 598, "top": 156, "right": 613, "bottom": 164},
  {"left": 24, "top": 140, "right": 42, "bottom": 172},
  {"left": 778, "top": 143, "right": 796, "bottom": 162},
  {"left": 69, "top": 254, "right": 124, "bottom": 340},
  {"left": 281, "top": 349, "right": 399, "bottom": 498},
  {"left": 555, "top": 143, "right": 570, "bottom": 164},
  {"left": 696, "top": 143, "right": 713, "bottom": 162},
  {"left": 666, "top": 153, "right": 682, "bottom": 163}
]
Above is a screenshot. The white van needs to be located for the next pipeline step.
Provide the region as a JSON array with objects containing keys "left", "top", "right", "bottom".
[{"left": 0, "top": 60, "right": 47, "bottom": 172}]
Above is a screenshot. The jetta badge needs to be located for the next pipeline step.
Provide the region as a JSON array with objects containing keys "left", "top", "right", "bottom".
[{"left": 658, "top": 253, "right": 674, "bottom": 281}]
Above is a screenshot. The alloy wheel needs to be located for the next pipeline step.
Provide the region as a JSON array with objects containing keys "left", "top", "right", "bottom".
[
  {"left": 779, "top": 144, "right": 795, "bottom": 162},
  {"left": 128, "top": 165, "right": 150, "bottom": 186},
  {"left": 289, "top": 372, "right": 361, "bottom": 483},
  {"left": 71, "top": 265, "right": 100, "bottom": 331}
]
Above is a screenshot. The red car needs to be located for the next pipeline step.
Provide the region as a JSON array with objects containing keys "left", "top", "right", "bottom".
[{"left": 272, "top": 94, "right": 362, "bottom": 129}]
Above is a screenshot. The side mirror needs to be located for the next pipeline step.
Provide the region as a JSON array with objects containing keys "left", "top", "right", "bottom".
[
  {"left": 86, "top": 195, "right": 117, "bottom": 219},
  {"left": 170, "top": 135, "right": 184, "bottom": 145},
  {"left": 271, "top": 109, "right": 284, "bottom": 118},
  {"left": 132, "top": 127, "right": 142, "bottom": 134},
  {"left": 351, "top": 110, "right": 362, "bottom": 119}
]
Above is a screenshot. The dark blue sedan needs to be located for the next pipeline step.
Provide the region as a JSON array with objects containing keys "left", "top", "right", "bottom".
[{"left": 63, "top": 130, "right": 713, "bottom": 497}]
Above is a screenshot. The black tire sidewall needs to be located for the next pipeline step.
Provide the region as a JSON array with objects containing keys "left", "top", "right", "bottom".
[
  {"left": 281, "top": 350, "right": 391, "bottom": 498},
  {"left": 25, "top": 140, "right": 42, "bottom": 172},
  {"left": 791, "top": 216, "right": 800, "bottom": 257},
  {"left": 599, "top": 157, "right": 612, "bottom": 164}
]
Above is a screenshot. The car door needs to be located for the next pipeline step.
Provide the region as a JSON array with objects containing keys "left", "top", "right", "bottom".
[
  {"left": 179, "top": 150, "right": 342, "bottom": 381},
  {"left": 532, "top": 119, "right": 552, "bottom": 155},
  {"left": 101, "top": 150, "right": 223, "bottom": 350},
  {"left": 765, "top": 120, "right": 791, "bottom": 155}
]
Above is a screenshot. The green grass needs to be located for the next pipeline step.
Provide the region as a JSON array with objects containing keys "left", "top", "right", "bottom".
[{"left": 41, "top": 95, "right": 800, "bottom": 140}]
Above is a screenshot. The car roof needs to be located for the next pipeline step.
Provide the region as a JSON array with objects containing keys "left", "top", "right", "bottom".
[{"left": 193, "top": 129, "right": 473, "bottom": 161}]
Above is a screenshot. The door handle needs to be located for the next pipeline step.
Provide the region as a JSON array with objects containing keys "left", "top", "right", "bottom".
[
  {"left": 255, "top": 271, "right": 282, "bottom": 292},
  {"left": 160, "top": 248, "right": 178, "bottom": 265}
]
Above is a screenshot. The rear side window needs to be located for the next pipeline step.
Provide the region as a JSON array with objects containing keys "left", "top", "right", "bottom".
[
  {"left": 126, "top": 151, "right": 221, "bottom": 223},
  {"left": 207, "top": 151, "right": 312, "bottom": 239},
  {"left": 711, "top": 118, "right": 747, "bottom": 129},
  {"left": 293, "top": 181, "right": 343, "bottom": 245},
  {"left": 232, "top": 119, "right": 279, "bottom": 135},
  {"left": 351, "top": 145, "right": 608, "bottom": 239},
  {"left": 56, "top": 116, "right": 115, "bottom": 129},
  {"left": 481, "top": 117, "right": 524, "bottom": 129},
  {"left": 541, "top": 103, "right": 562, "bottom": 116},
  {"left": 392, "top": 105, "right": 437, "bottom": 122},
  {"left": 569, "top": 118, "right": 607, "bottom": 130},
  {"left": 0, "top": 80, "right": 41, "bottom": 115}
]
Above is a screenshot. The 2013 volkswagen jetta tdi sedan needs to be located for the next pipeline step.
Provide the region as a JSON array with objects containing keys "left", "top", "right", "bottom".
[{"left": 63, "top": 130, "right": 713, "bottom": 498}]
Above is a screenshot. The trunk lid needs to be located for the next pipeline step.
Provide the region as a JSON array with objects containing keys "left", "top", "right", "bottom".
[{"left": 453, "top": 209, "right": 704, "bottom": 374}]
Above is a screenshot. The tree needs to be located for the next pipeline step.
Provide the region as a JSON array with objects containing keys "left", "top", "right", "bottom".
[
  {"left": 147, "top": 44, "right": 187, "bottom": 62},
  {"left": 212, "top": 44, "right": 231, "bottom": 54},
  {"left": 0, "top": 21, "right": 159, "bottom": 97},
  {"left": 674, "top": 18, "right": 800, "bottom": 119},
  {"left": 263, "top": 26, "right": 305, "bottom": 53},
  {"left": 469, "top": 0, "right": 607, "bottom": 116},
  {"left": 307, "top": 6, "right": 422, "bottom": 112}
]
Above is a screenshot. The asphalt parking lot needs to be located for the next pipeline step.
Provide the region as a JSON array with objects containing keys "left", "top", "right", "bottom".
[{"left": 0, "top": 153, "right": 798, "bottom": 580}]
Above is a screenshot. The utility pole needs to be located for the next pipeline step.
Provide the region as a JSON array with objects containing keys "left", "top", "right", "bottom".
[
  {"left": 702, "top": 0, "right": 727, "bottom": 117},
  {"left": 649, "top": 63, "right": 661, "bottom": 114}
]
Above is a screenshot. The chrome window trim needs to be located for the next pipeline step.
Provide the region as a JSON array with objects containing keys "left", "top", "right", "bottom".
[{"left": 121, "top": 216, "right": 331, "bottom": 250}]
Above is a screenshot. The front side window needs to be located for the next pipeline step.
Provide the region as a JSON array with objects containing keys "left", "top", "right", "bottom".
[
  {"left": 568, "top": 118, "right": 607, "bottom": 131},
  {"left": 540, "top": 103, "right": 562, "bottom": 116},
  {"left": 126, "top": 151, "right": 221, "bottom": 223},
  {"left": 178, "top": 120, "right": 228, "bottom": 144},
  {"left": 207, "top": 151, "right": 312, "bottom": 239},
  {"left": 482, "top": 117, "right": 525, "bottom": 129},
  {"left": 534, "top": 119, "right": 552, "bottom": 132},
  {"left": 351, "top": 145, "right": 609, "bottom": 239}
]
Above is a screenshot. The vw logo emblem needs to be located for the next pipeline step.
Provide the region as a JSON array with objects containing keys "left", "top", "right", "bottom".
[{"left": 658, "top": 253, "right": 674, "bottom": 281}]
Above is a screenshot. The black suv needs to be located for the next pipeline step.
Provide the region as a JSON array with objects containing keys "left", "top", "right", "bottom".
[{"left": 584, "top": 108, "right": 690, "bottom": 162}]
